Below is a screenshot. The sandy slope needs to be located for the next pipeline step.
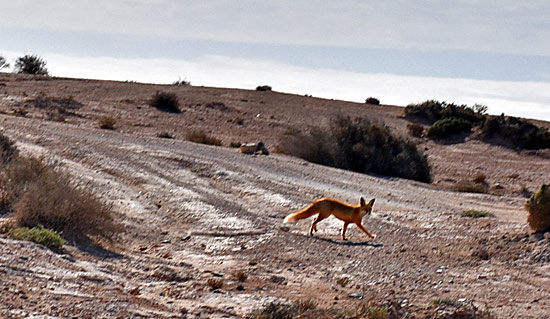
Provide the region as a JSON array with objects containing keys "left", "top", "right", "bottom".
[{"left": 1, "top": 75, "right": 550, "bottom": 318}]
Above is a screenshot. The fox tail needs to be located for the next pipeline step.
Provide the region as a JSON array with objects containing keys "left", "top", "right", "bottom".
[{"left": 284, "top": 204, "right": 318, "bottom": 223}]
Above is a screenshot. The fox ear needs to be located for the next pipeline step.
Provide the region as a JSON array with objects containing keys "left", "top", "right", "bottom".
[
  {"left": 369, "top": 198, "right": 375, "bottom": 206},
  {"left": 360, "top": 197, "right": 366, "bottom": 206}
]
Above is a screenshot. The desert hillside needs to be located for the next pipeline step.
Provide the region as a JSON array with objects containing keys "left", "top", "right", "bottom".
[{"left": 1, "top": 73, "right": 549, "bottom": 318}]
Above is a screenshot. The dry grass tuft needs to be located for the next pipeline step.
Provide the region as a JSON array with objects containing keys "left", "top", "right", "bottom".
[
  {"left": 98, "top": 116, "right": 116, "bottom": 130},
  {"left": 207, "top": 278, "right": 224, "bottom": 290},
  {"left": 0, "top": 156, "right": 118, "bottom": 242},
  {"left": 186, "top": 130, "right": 222, "bottom": 146}
]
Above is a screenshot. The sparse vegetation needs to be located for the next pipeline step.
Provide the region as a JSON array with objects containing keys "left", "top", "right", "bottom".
[
  {"left": 335, "top": 276, "right": 350, "bottom": 287},
  {"left": 149, "top": 91, "right": 180, "bottom": 113},
  {"left": 25, "top": 94, "right": 83, "bottom": 113},
  {"left": 206, "top": 102, "right": 230, "bottom": 112},
  {"left": 525, "top": 184, "right": 550, "bottom": 233},
  {"left": 157, "top": 131, "right": 174, "bottom": 139},
  {"left": 256, "top": 85, "right": 272, "bottom": 92},
  {"left": 276, "top": 115, "right": 431, "bottom": 183},
  {"left": 229, "top": 141, "right": 241, "bottom": 148},
  {"left": 365, "top": 97, "right": 380, "bottom": 105},
  {"left": 0, "top": 156, "right": 118, "bottom": 242},
  {"left": 186, "top": 130, "right": 222, "bottom": 146},
  {"left": 98, "top": 116, "right": 116, "bottom": 130},
  {"left": 472, "top": 173, "right": 487, "bottom": 184},
  {"left": 461, "top": 210, "right": 495, "bottom": 218},
  {"left": 9, "top": 225, "right": 66, "bottom": 250},
  {"left": 14, "top": 54, "right": 49, "bottom": 75}
]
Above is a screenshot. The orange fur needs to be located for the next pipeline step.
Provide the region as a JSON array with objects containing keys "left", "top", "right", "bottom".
[{"left": 284, "top": 197, "right": 376, "bottom": 240}]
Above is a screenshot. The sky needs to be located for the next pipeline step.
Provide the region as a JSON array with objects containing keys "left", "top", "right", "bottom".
[{"left": 1, "top": 0, "right": 550, "bottom": 120}]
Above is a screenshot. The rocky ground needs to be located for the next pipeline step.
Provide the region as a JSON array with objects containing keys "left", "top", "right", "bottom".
[{"left": 0, "top": 74, "right": 549, "bottom": 318}]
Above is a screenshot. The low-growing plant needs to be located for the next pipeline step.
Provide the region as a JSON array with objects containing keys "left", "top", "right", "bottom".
[
  {"left": 433, "top": 297, "right": 463, "bottom": 308},
  {"left": 229, "top": 141, "right": 241, "bottom": 148},
  {"left": 149, "top": 91, "right": 180, "bottom": 113},
  {"left": 0, "top": 156, "right": 118, "bottom": 241},
  {"left": 232, "top": 270, "right": 248, "bottom": 282},
  {"left": 186, "top": 130, "right": 222, "bottom": 146},
  {"left": 365, "top": 97, "right": 380, "bottom": 105},
  {"left": 9, "top": 225, "right": 66, "bottom": 250},
  {"left": 336, "top": 276, "right": 350, "bottom": 287},
  {"left": 207, "top": 278, "right": 223, "bottom": 290},
  {"left": 525, "top": 184, "right": 550, "bottom": 233},
  {"left": 276, "top": 115, "right": 431, "bottom": 183},
  {"left": 472, "top": 173, "right": 487, "bottom": 184},
  {"left": 461, "top": 210, "right": 495, "bottom": 218},
  {"left": 0, "top": 55, "right": 9, "bottom": 70},
  {"left": 157, "top": 131, "right": 174, "bottom": 139},
  {"left": 455, "top": 180, "right": 489, "bottom": 194},
  {"left": 426, "top": 118, "right": 473, "bottom": 139},
  {"left": 0, "top": 133, "right": 18, "bottom": 167},
  {"left": 98, "top": 116, "right": 116, "bottom": 130},
  {"left": 407, "top": 123, "right": 424, "bottom": 138}
]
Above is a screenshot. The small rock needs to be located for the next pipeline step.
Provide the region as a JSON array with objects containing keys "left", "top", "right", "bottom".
[
  {"left": 236, "top": 285, "right": 245, "bottom": 291},
  {"left": 348, "top": 292, "right": 364, "bottom": 299}
]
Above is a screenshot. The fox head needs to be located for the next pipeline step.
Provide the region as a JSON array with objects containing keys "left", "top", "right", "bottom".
[{"left": 360, "top": 197, "right": 375, "bottom": 216}]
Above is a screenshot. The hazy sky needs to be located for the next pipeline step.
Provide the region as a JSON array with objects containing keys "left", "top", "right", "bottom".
[{"left": 2, "top": 1, "right": 550, "bottom": 119}]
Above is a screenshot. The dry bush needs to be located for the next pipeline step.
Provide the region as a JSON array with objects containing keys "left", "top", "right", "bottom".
[
  {"left": 276, "top": 115, "right": 431, "bottom": 183},
  {"left": 186, "top": 130, "right": 222, "bottom": 146},
  {"left": 0, "top": 156, "right": 117, "bottom": 241},
  {"left": 480, "top": 114, "right": 550, "bottom": 150},
  {"left": 525, "top": 184, "right": 550, "bottom": 233},
  {"left": 455, "top": 180, "right": 489, "bottom": 194},
  {"left": 149, "top": 91, "right": 180, "bottom": 113},
  {"left": 335, "top": 276, "right": 350, "bottom": 287},
  {"left": 232, "top": 270, "right": 248, "bottom": 282},
  {"left": 472, "top": 173, "right": 487, "bottom": 184},
  {"left": 157, "top": 131, "right": 174, "bottom": 139},
  {"left": 25, "top": 93, "right": 83, "bottom": 112},
  {"left": 207, "top": 278, "right": 223, "bottom": 290},
  {"left": 98, "top": 116, "right": 116, "bottom": 130},
  {"left": 407, "top": 123, "right": 424, "bottom": 138},
  {"left": 365, "top": 97, "right": 381, "bottom": 105},
  {"left": 0, "top": 133, "right": 18, "bottom": 167},
  {"left": 256, "top": 85, "right": 272, "bottom": 92}
]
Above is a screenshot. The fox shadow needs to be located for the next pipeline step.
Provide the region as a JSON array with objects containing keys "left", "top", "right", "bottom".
[{"left": 296, "top": 233, "right": 383, "bottom": 248}]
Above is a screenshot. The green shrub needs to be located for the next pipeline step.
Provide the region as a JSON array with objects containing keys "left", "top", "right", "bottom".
[
  {"left": 149, "top": 91, "right": 180, "bottom": 113},
  {"left": 186, "top": 130, "right": 222, "bottom": 146},
  {"left": 480, "top": 114, "right": 550, "bottom": 150},
  {"left": 14, "top": 54, "right": 49, "bottom": 75},
  {"left": 0, "top": 156, "right": 118, "bottom": 241},
  {"left": 461, "top": 210, "right": 495, "bottom": 218},
  {"left": 0, "top": 133, "right": 18, "bottom": 167},
  {"left": 276, "top": 115, "right": 431, "bottom": 183},
  {"left": 525, "top": 184, "right": 550, "bottom": 233},
  {"left": 365, "top": 97, "right": 380, "bottom": 105},
  {"left": 426, "top": 118, "right": 473, "bottom": 139},
  {"left": 405, "top": 100, "right": 485, "bottom": 125},
  {"left": 9, "top": 225, "right": 66, "bottom": 250}
]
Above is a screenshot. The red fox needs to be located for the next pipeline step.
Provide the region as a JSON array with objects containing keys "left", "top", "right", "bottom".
[{"left": 284, "top": 197, "right": 376, "bottom": 240}]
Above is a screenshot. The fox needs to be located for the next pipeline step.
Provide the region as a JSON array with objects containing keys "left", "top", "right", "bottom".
[{"left": 283, "top": 197, "right": 376, "bottom": 241}]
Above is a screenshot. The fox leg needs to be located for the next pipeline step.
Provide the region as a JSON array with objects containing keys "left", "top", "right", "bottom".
[
  {"left": 341, "top": 222, "right": 349, "bottom": 240},
  {"left": 356, "top": 222, "right": 376, "bottom": 239},
  {"left": 309, "top": 213, "right": 328, "bottom": 236}
]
